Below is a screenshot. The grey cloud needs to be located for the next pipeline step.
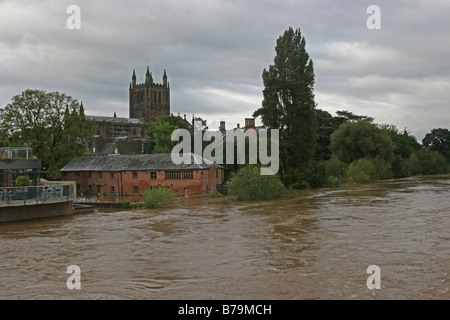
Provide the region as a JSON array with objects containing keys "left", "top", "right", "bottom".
[{"left": 0, "top": 0, "right": 449, "bottom": 141}]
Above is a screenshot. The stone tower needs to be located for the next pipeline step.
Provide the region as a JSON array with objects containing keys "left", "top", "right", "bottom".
[{"left": 129, "top": 67, "right": 170, "bottom": 123}]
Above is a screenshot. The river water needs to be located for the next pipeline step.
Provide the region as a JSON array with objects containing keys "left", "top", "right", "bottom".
[{"left": 0, "top": 174, "right": 448, "bottom": 300}]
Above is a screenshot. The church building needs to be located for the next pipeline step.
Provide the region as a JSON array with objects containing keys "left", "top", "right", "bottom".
[{"left": 129, "top": 67, "right": 171, "bottom": 123}]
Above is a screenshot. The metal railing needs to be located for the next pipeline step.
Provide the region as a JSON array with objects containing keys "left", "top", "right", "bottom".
[{"left": 0, "top": 183, "right": 75, "bottom": 202}]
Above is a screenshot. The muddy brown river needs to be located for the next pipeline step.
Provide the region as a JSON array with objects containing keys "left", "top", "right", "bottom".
[{"left": 0, "top": 174, "right": 449, "bottom": 300}]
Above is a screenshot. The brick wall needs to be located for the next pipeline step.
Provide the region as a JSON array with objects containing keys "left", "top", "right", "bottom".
[{"left": 62, "top": 167, "right": 224, "bottom": 198}]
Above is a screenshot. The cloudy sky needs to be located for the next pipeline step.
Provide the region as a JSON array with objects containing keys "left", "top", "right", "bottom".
[{"left": 1, "top": 0, "right": 449, "bottom": 141}]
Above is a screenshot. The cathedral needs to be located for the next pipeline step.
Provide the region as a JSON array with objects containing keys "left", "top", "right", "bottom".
[
  {"left": 129, "top": 67, "right": 170, "bottom": 123},
  {"left": 85, "top": 67, "right": 173, "bottom": 154}
]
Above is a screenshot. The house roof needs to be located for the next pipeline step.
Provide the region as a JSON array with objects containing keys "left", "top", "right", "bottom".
[
  {"left": 86, "top": 115, "right": 144, "bottom": 125},
  {"left": 60, "top": 153, "right": 222, "bottom": 172}
]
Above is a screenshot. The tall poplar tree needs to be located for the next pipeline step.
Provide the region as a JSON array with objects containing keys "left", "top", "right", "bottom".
[{"left": 253, "top": 27, "right": 317, "bottom": 183}]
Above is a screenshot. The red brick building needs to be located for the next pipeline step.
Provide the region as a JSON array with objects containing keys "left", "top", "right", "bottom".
[{"left": 60, "top": 153, "right": 224, "bottom": 199}]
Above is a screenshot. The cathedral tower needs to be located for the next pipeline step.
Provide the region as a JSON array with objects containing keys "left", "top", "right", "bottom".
[{"left": 129, "top": 67, "right": 170, "bottom": 123}]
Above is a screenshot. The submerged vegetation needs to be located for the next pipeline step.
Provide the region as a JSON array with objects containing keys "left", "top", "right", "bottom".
[
  {"left": 143, "top": 187, "right": 175, "bottom": 208},
  {"left": 227, "top": 165, "right": 288, "bottom": 201}
]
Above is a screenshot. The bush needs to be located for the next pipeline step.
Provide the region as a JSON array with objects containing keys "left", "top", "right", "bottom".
[
  {"left": 227, "top": 165, "right": 288, "bottom": 201},
  {"left": 211, "top": 192, "right": 223, "bottom": 198},
  {"left": 15, "top": 176, "right": 30, "bottom": 187},
  {"left": 144, "top": 187, "right": 175, "bottom": 208},
  {"left": 347, "top": 158, "right": 375, "bottom": 183},
  {"left": 370, "top": 157, "right": 392, "bottom": 180},
  {"left": 407, "top": 152, "right": 421, "bottom": 176},
  {"left": 305, "top": 159, "right": 347, "bottom": 188},
  {"left": 416, "top": 150, "right": 448, "bottom": 175}
]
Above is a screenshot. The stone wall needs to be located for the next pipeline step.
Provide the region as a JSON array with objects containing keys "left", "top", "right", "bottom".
[{"left": 0, "top": 201, "right": 73, "bottom": 223}]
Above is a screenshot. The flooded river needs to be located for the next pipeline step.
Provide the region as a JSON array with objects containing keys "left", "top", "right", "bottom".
[{"left": 0, "top": 175, "right": 449, "bottom": 300}]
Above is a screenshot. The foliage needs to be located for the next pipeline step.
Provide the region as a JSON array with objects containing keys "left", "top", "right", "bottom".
[
  {"left": 335, "top": 110, "right": 374, "bottom": 123},
  {"left": 226, "top": 165, "right": 288, "bottom": 201},
  {"left": 15, "top": 176, "right": 30, "bottom": 187},
  {"left": 146, "top": 115, "right": 208, "bottom": 154},
  {"left": 0, "top": 89, "right": 95, "bottom": 178},
  {"left": 149, "top": 120, "right": 178, "bottom": 153},
  {"left": 143, "top": 187, "right": 175, "bottom": 208},
  {"left": 314, "top": 109, "right": 337, "bottom": 161},
  {"left": 330, "top": 120, "right": 395, "bottom": 164},
  {"left": 304, "top": 158, "right": 347, "bottom": 188},
  {"left": 211, "top": 192, "right": 223, "bottom": 198},
  {"left": 253, "top": 27, "right": 317, "bottom": 182},
  {"left": 415, "top": 149, "right": 448, "bottom": 175},
  {"left": 347, "top": 158, "right": 376, "bottom": 183},
  {"left": 422, "top": 128, "right": 450, "bottom": 161}
]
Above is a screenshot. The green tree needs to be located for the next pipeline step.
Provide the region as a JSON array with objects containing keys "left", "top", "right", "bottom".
[
  {"left": 416, "top": 149, "right": 448, "bottom": 175},
  {"left": 422, "top": 128, "right": 450, "bottom": 161},
  {"left": 0, "top": 89, "right": 95, "bottom": 177},
  {"left": 347, "top": 158, "right": 376, "bottom": 183},
  {"left": 382, "top": 124, "right": 420, "bottom": 178},
  {"left": 150, "top": 120, "right": 179, "bottom": 153},
  {"left": 226, "top": 165, "right": 288, "bottom": 201},
  {"left": 314, "top": 109, "right": 336, "bottom": 161},
  {"left": 146, "top": 115, "right": 208, "bottom": 154},
  {"left": 330, "top": 120, "right": 395, "bottom": 164},
  {"left": 253, "top": 27, "right": 317, "bottom": 183},
  {"left": 335, "top": 110, "right": 374, "bottom": 123}
]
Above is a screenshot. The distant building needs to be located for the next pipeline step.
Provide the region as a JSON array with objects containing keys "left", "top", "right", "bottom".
[
  {"left": 129, "top": 67, "right": 170, "bottom": 123},
  {"left": 0, "top": 147, "right": 43, "bottom": 187},
  {"left": 87, "top": 114, "right": 148, "bottom": 139},
  {"left": 60, "top": 153, "right": 224, "bottom": 198}
]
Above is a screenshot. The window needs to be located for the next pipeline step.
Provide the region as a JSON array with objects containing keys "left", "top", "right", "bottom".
[
  {"left": 88, "top": 172, "right": 92, "bottom": 178},
  {"left": 62, "top": 172, "right": 67, "bottom": 177},
  {"left": 110, "top": 172, "right": 114, "bottom": 179},
  {"left": 133, "top": 171, "right": 138, "bottom": 179},
  {"left": 150, "top": 172, "right": 157, "bottom": 179},
  {"left": 76, "top": 172, "right": 80, "bottom": 177},
  {"left": 89, "top": 185, "right": 92, "bottom": 192},
  {"left": 98, "top": 172, "right": 103, "bottom": 179},
  {"left": 133, "top": 186, "right": 138, "bottom": 193},
  {"left": 111, "top": 186, "right": 115, "bottom": 193},
  {"left": 164, "top": 171, "right": 193, "bottom": 179}
]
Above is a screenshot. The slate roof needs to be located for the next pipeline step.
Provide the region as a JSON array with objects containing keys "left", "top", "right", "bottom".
[
  {"left": 60, "top": 153, "right": 222, "bottom": 172},
  {"left": 86, "top": 115, "right": 144, "bottom": 125}
]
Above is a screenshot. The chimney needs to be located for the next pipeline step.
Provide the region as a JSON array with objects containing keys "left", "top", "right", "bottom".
[
  {"left": 184, "top": 114, "right": 186, "bottom": 120},
  {"left": 219, "top": 121, "right": 225, "bottom": 132},
  {"left": 237, "top": 123, "right": 240, "bottom": 129},
  {"left": 245, "top": 118, "right": 255, "bottom": 130}
]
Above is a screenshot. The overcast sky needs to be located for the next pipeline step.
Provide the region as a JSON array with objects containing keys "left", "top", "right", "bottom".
[{"left": 1, "top": 0, "right": 449, "bottom": 141}]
